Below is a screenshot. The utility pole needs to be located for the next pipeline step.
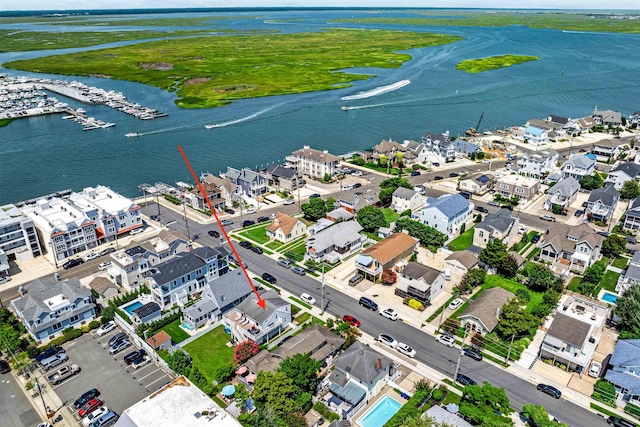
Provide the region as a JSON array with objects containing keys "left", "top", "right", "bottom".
[
  {"left": 321, "top": 260, "right": 325, "bottom": 315},
  {"left": 297, "top": 183, "right": 301, "bottom": 213},
  {"left": 506, "top": 333, "right": 516, "bottom": 363},
  {"left": 453, "top": 327, "right": 469, "bottom": 383},
  {"left": 182, "top": 203, "right": 191, "bottom": 241}
]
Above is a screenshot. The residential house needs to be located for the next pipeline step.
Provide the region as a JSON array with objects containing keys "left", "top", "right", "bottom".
[
  {"left": 355, "top": 232, "right": 419, "bottom": 281},
  {"left": 523, "top": 126, "right": 548, "bottom": 145},
  {"left": 130, "top": 302, "right": 162, "bottom": 324},
  {"left": 541, "top": 294, "right": 609, "bottom": 372},
  {"left": 561, "top": 154, "right": 596, "bottom": 180},
  {"left": 10, "top": 276, "right": 96, "bottom": 344},
  {"left": 616, "top": 251, "right": 640, "bottom": 293},
  {"left": 262, "top": 164, "right": 305, "bottom": 192},
  {"left": 326, "top": 207, "right": 354, "bottom": 223},
  {"left": 624, "top": 198, "right": 640, "bottom": 233},
  {"left": 606, "top": 162, "right": 640, "bottom": 190},
  {"left": 591, "top": 138, "right": 628, "bottom": 162},
  {"left": 0, "top": 203, "right": 42, "bottom": 261},
  {"left": 423, "top": 406, "right": 473, "bottom": 427},
  {"left": 0, "top": 250, "right": 8, "bottom": 275},
  {"left": 473, "top": 208, "right": 518, "bottom": 248},
  {"left": 421, "top": 131, "right": 455, "bottom": 160},
  {"left": 459, "top": 173, "right": 494, "bottom": 195},
  {"left": 630, "top": 111, "right": 640, "bottom": 127},
  {"left": 545, "top": 172, "right": 562, "bottom": 185},
  {"left": 369, "top": 139, "right": 406, "bottom": 164},
  {"left": 286, "top": 146, "right": 341, "bottom": 179},
  {"left": 495, "top": 174, "right": 541, "bottom": 201},
  {"left": 185, "top": 182, "right": 226, "bottom": 212},
  {"left": 266, "top": 212, "right": 307, "bottom": 244},
  {"left": 223, "top": 167, "right": 267, "bottom": 199},
  {"left": 526, "top": 118, "right": 556, "bottom": 133},
  {"left": 181, "top": 269, "right": 255, "bottom": 330},
  {"left": 224, "top": 289, "right": 291, "bottom": 345},
  {"left": 146, "top": 330, "right": 172, "bottom": 351},
  {"left": 604, "top": 339, "right": 640, "bottom": 403},
  {"left": 516, "top": 151, "right": 559, "bottom": 178},
  {"left": 327, "top": 342, "right": 395, "bottom": 415},
  {"left": 394, "top": 262, "right": 445, "bottom": 306},
  {"left": 452, "top": 139, "right": 483, "bottom": 157},
  {"left": 459, "top": 287, "right": 515, "bottom": 335},
  {"left": 593, "top": 109, "right": 622, "bottom": 127},
  {"left": 420, "top": 193, "right": 473, "bottom": 238},
  {"left": 576, "top": 116, "right": 597, "bottom": 132},
  {"left": 403, "top": 140, "right": 430, "bottom": 164},
  {"left": 544, "top": 177, "right": 581, "bottom": 211},
  {"left": 538, "top": 223, "right": 603, "bottom": 273},
  {"left": 337, "top": 191, "right": 379, "bottom": 214},
  {"left": 200, "top": 172, "right": 241, "bottom": 205},
  {"left": 87, "top": 277, "right": 118, "bottom": 305},
  {"left": 109, "top": 230, "right": 189, "bottom": 290},
  {"left": 367, "top": 139, "right": 431, "bottom": 166},
  {"left": 586, "top": 184, "right": 620, "bottom": 222},
  {"left": 444, "top": 251, "right": 479, "bottom": 276},
  {"left": 148, "top": 246, "right": 231, "bottom": 309},
  {"left": 391, "top": 187, "right": 422, "bottom": 214},
  {"left": 306, "top": 220, "right": 366, "bottom": 263}
]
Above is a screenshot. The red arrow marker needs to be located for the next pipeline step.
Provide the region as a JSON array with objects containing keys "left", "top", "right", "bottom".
[{"left": 178, "top": 146, "right": 266, "bottom": 309}]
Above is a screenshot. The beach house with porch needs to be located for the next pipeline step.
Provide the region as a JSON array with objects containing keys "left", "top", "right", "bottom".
[
  {"left": 616, "top": 252, "right": 640, "bottom": 294},
  {"left": 354, "top": 232, "right": 419, "bottom": 281},
  {"left": 184, "top": 182, "right": 226, "bottom": 212},
  {"left": 606, "top": 162, "right": 640, "bottom": 191},
  {"left": 538, "top": 224, "right": 603, "bottom": 273},
  {"left": 306, "top": 220, "right": 366, "bottom": 263},
  {"left": 586, "top": 184, "right": 620, "bottom": 223},
  {"left": 421, "top": 131, "right": 455, "bottom": 160},
  {"left": 544, "top": 177, "right": 581, "bottom": 212},
  {"left": 394, "top": 262, "right": 445, "bottom": 306},
  {"left": 223, "top": 167, "right": 267, "bottom": 199},
  {"left": 419, "top": 193, "right": 473, "bottom": 238},
  {"left": 459, "top": 287, "right": 514, "bottom": 336},
  {"left": 605, "top": 339, "right": 640, "bottom": 404},
  {"left": 624, "top": 198, "right": 640, "bottom": 234},
  {"left": 266, "top": 212, "right": 307, "bottom": 244},
  {"left": 516, "top": 151, "right": 559, "bottom": 178},
  {"left": 561, "top": 154, "right": 596, "bottom": 181}
]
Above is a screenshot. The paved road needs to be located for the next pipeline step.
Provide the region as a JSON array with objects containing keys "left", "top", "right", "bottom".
[{"left": 0, "top": 371, "right": 41, "bottom": 427}]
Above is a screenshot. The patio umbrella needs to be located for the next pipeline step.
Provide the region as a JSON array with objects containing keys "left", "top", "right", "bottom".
[
  {"left": 221, "top": 385, "right": 236, "bottom": 397},
  {"left": 235, "top": 366, "right": 248, "bottom": 375},
  {"left": 245, "top": 373, "right": 257, "bottom": 383}
]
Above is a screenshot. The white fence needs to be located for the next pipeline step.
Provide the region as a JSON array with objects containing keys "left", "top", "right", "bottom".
[
  {"left": 114, "top": 313, "right": 173, "bottom": 373},
  {"left": 177, "top": 320, "right": 223, "bottom": 348}
]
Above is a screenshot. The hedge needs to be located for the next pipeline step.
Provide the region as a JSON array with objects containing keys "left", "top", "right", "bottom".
[
  {"left": 384, "top": 388, "right": 431, "bottom": 427},
  {"left": 88, "top": 320, "right": 101, "bottom": 330},
  {"left": 626, "top": 403, "right": 640, "bottom": 419},
  {"left": 43, "top": 328, "right": 83, "bottom": 350},
  {"left": 313, "top": 402, "right": 340, "bottom": 422}
]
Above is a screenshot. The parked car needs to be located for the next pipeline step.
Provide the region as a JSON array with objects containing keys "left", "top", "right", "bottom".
[
  {"left": 63, "top": 258, "right": 84, "bottom": 269},
  {"left": 0, "top": 276, "right": 11, "bottom": 284},
  {"left": 242, "top": 220, "right": 255, "bottom": 227},
  {"left": 78, "top": 399, "right": 103, "bottom": 418},
  {"left": 411, "top": 170, "right": 421, "bottom": 176},
  {"left": 536, "top": 383, "right": 561, "bottom": 399},
  {"left": 448, "top": 298, "right": 463, "bottom": 310},
  {"left": 341, "top": 184, "right": 354, "bottom": 191},
  {"left": 589, "top": 361, "right": 602, "bottom": 378},
  {"left": 309, "top": 193, "right": 321, "bottom": 199},
  {"left": 433, "top": 176, "right": 444, "bottom": 181},
  {"left": 432, "top": 162, "right": 440, "bottom": 167},
  {"left": 626, "top": 237, "right": 637, "bottom": 245},
  {"left": 108, "top": 332, "right": 127, "bottom": 347},
  {"left": 74, "top": 389, "right": 101, "bottom": 409},
  {"left": 224, "top": 208, "right": 235, "bottom": 214},
  {"left": 245, "top": 208, "right": 257, "bottom": 214},
  {"left": 379, "top": 308, "right": 398, "bottom": 320},
  {"left": 518, "top": 225, "right": 528, "bottom": 234},
  {"left": 132, "top": 356, "right": 151, "bottom": 369},
  {"left": 342, "top": 315, "right": 361, "bottom": 328},
  {"left": 574, "top": 209, "right": 584, "bottom": 217},
  {"left": 261, "top": 272, "right": 277, "bottom": 284},
  {"left": 240, "top": 241, "right": 253, "bottom": 249},
  {"left": 208, "top": 230, "right": 221, "bottom": 238},
  {"left": 349, "top": 273, "right": 364, "bottom": 286},
  {"left": 48, "top": 364, "right": 81, "bottom": 385},
  {"left": 82, "top": 406, "right": 109, "bottom": 427},
  {"left": 351, "top": 171, "right": 363, "bottom": 177},
  {"left": 98, "top": 261, "right": 112, "bottom": 271},
  {"left": 540, "top": 215, "right": 556, "bottom": 222},
  {"left": 359, "top": 296, "right": 378, "bottom": 311},
  {"left": 124, "top": 349, "right": 147, "bottom": 365},
  {"left": 449, "top": 172, "right": 459, "bottom": 178},
  {"left": 377, "top": 334, "right": 399, "bottom": 349},
  {"left": 435, "top": 334, "right": 455, "bottom": 347},
  {"left": 283, "top": 198, "right": 295, "bottom": 205},
  {"left": 96, "top": 321, "right": 116, "bottom": 336},
  {"left": 459, "top": 191, "right": 472, "bottom": 200},
  {"left": 414, "top": 186, "right": 426, "bottom": 195},
  {"left": 109, "top": 339, "right": 131, "bottom": 355},
  {"left": 91, "top": 411, "right": 119, "bottom": 427},
  {"left": 278, "top": 259, "right": 293, "bottom": 268},
  {"left": 353, "top": 183, "right": 362, "bottom": 188},
  {"left": 397, "top": 343, "right": 416, "bottom": 358},
  {"left": 462, "top": 347, "right": 483, "bottom": 361},
  {"left": 150, "top": 215, "right": 160, "bottom": 221},
  {"left": 40, "top": 353, "right": 69, "bottom": 371},
  {"left": 487, "top": 201, "right": 500, "bottom": 207},
  {"left": 291, "top": 266, "right": 306, "bottom": 276},
  {"left": 0, "top": 359, "right": 11, "bottom": 374},
  {"left": 531, "top": 234, "right": 541, "bottom": 244},
  {"left": 99, "top": 247, "right": 116, "bottom": 256},
  {"left": 474, "top": 206, "right": 488, "bottom": 213},
  {"left": 84, "top": 252, "right": 99, "bottom": 261},
  {"left": 607, "top": 416, "right": 635, "bottom": 427},
  {"left": 251, "top": 246, "right": 264, "bottom": 254},
  {"left": 597, "top": 231, "right": 611, "bottom": 237},
  {"left": 456, "top": 373, "right": 476, "bottom": 387},
  {"left": 35, "top": 346, "right": 64, "bottom": 363},
  {"left": 221, "top": 219, "right": 233, "bottom": 226},
  {"left": 129, "top": 228, "right": 143, "bottom": 236},
  {"left": 257, "top": 216, "right": 269, "bottom": 223},
  {"left": 300, "top": 293, "right": 316, "bottom": 305}
]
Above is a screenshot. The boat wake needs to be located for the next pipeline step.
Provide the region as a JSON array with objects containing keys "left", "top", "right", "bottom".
[
  {"left": 341, "top": 79, "right": 410, "bottom": 101},
  {"left": 205, "top": 104, "right": 282, "bottom": 129}
]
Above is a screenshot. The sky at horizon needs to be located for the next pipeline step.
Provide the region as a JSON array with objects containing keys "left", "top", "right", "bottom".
[{"left": 2, "top": 1, "right": 640, "bottom": 12}]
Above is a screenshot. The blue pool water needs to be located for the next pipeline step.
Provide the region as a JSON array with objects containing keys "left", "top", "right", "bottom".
[
  {"left": 357, "top": 395, "right": 402, "bottom": 427},
  {"left": 601, "top": 292, "right": 618, "bottom": 304},
  {"left": 123, "top": 301, "right": 143, "bottom": 315}
]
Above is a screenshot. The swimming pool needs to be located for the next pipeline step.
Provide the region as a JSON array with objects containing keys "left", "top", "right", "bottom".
[
  {"left": 122, "top": 301, "right": 143, "bottom": 315},
  {"left": 601, "top": 291, "right": 618, "bottom": 305},
  {"left": 357, "top": 395, "right": 402, "bottom": 427}
]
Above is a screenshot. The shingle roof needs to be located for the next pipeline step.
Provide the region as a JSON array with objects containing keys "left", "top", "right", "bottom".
[
  {"left": 273, "top": 324, "right": 345, "bottom": 361},
  {"left": 291, "top": 147, "right": 339, "bottom": 163},
  {"left": 460, "top": 287, "right": 514, "bottom": 332},
  {"left": 266, "top": 212, "right": 301, "bottom": 236},
  {"left": 392, "top": 187, "right": 417, "bottom": 200},
  {"left": 588, "top": 184, "right": 620, "bottom": 206},
  {"left": 372, "top": 139, "right": 405, "bottom": 155},
  {"left": 265, "top": 164, "right": 297, "bottom": 179},
  {"left": 605, "top": 370, "right": 640, "bottom": 396},
  {"left": 333, "top": 341, "right": 392, "bottom": 384},
  {"left": 476, "top": 209, "right": 516, "bottom": 234},
  {"left": 424, "top": 406, "right": 473, "bottom": 427},
  {"left": 151, "top": 246, "right": 223, "bottom": 285},
  {"left": 308, "top": 220, "right": 363, "bottom": 252},
  {"left": 146, "top": 330, "right": 171, "bottom": 348},
  {"left": 133, "top": 302, "right": 161, "bottom": 319},
  {"left": 611, "top": 162, "right": 640, "bottom": 179},
  {"left": 402, "top": 262, "right": 442, "bottom": 284},
  {"left": 205, "top": 269, "right": 255, "bottom": 311},
  {"left": 609, "top": 339, "right": 640, "bottom": 368},
  {"left": 445, "top": 251, "right": 478, "bottom": 270},
  {"left": 563, "top": 154, "right": 595, "bottom": 170},
  {"left": 235, "top": 289, "right": 287, "bottom": 324},
  {"left": 326, "top": 207, "right": 354, "bottom": 221},
  {"left": 423, "top": 193, "right": 469, "bottom": 219},
  {"left": 88, "top": 277, "right": 118, "bottom": 298},
  {"left": 362, "top": 233, "right": 418, "bottom": 265},
  {"left": 628, "top": 198, "right": 640, "bottom": 219},
  {"left": 546, "top": 313, "right": 591, "bottom": 348},
  {"left": 549, "top": 115, "right": 569, "bottom": 125},
  {"left": 548, "top": 177, "right": 580, "bottom": 198}
]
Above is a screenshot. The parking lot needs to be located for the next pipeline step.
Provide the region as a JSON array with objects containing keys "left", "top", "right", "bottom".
[{"left": 40, "top": 327, "right": 174, "bottom": 423}]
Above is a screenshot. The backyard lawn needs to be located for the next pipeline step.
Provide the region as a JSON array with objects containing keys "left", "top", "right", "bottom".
[
  {"left": 162, "top": 319, "right": 190, "bottom": 344},
  {"left": 381, "top": 208, "right": 400, "bottom": 226},
  {"left": 238, "top": 223, "right": 270, "bottom": 244},
  {"left": 447, "top": 225, "right": 475, "bottom": 251},
  {"left": 481, "top": 275, "right": 544, "bottom": 314},
  {"left": 599, "top": 270, "right": 621, "bottom": 293},
  {"left": 183, "top": 325, "right": 235, "bottom": 383},
  {"left": 612, "top": 257, "right": 629, "bottom": 269}
]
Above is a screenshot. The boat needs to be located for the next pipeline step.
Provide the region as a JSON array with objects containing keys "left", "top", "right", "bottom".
[
  {"left": 341, "top": 79, "right": 411, "bottom": 101},
  {"left": 205, "top": 124, "right": 216, "bottom": 129},
  {"left": 101, "top": 122, "right": 115, "bottom": 129},
  {"left": 125, "top": 133, "right": 139, "bottom": 137},
  {"left": 341, "top": 105, "right": 350, "bottom": 111}
]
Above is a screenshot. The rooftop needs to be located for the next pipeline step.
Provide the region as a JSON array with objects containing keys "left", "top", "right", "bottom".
[
  {"left": 362, "top": 232, "right": 418, "bottom": 265},
  {"left": 423, "top": 193, "right": 470, "bottom": 218},
  {"left": 459, "top": 287, "right": 515, "bottom": 332},
  {"left": 21, "top": 197, "right": 92, "bottom": 236},
  {"left": 291, "top": 146, "right": 340, "bottom": 163},
  {"left": 496, "top": 174, "right": 540, "bottom": 187},
  {"left": 68, "top": 185, "right": 139, "bottom": 217}
]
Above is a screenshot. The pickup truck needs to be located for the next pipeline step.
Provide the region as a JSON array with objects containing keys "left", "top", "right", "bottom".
[{"left": 48, "top": 364, "right": 81, "bottom": 385}]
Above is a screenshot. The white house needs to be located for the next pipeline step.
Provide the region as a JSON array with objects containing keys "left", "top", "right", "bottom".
[
  {"left": 391, "top": 187, "right": 422, "bottom": 213},
  {"left": 561, "top": 154, "right": 596, "bottom": 180},
  {"left": 286, "top": 146, "right": 341, "bottom": 179},
  {"left": 544, "top": 177, "right": 581, "bottom": 211},
  {"left": 523, "top": 126, "right": 548, "bottom": 145},
  {"left": 516, "top": 150, "right": 559, "bottom": 178},
  {"left": 394, "top": 262, "right": 445, "bottom": 306},
  {"left": 419, "top": 193, "right": 473, "bottom": 238},
  {"left": 606, "top": 162, "right": 640, "bottom": 190},
  {"left": 266, "top": 212, "right": 307, "bottom": 244},
  {"left": 630, "top": 111, "right": 640, "bottom": 127},
  {"left": 593, "top": 109, "right": 622, "bottom": 127},
  {"left": 0, "top": 203, "right": 42, "bottom": 261}
]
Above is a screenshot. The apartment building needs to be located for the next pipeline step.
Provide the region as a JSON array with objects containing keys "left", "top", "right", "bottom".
[
  {"left": 286, "top": 146, "right": 340, "bottom": 179},
  {"left": 0, "top": 203, "right": 42, "bottom": 261}
]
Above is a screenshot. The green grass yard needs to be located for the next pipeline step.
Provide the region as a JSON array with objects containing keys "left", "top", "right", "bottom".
[
  {"left": 161, "top": 319, "right": 190, "bottom": 344},
  {"left": 238, "top": 223, "right": 270, "bottom": 244},
  {"left": 481, "top": 275, "right": 544, "bottom": 314},
  {"left": 612, "top": 257, "right": 629, "bottom": 269},
  {"left": 599, "top": 270, "right": 621, "bottom": 293},
  {"left": 183, "top": 325, "right": 235, "bottom": 383},
  {"left": 447, "top": 225, "right": 476, "bottom": 251},
  {"left": 381, "top": 208, "right": 400, "bottom": 226}
]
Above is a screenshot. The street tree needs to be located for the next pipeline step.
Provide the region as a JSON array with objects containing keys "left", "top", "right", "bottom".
[
  {"left": 620, "top": 179, "right": 640, "bottom": 200},
  {"left": 278, "top": 353, "right": 322, "bottom": 394},
  {"left": 393, "top": 217, "right": 447, "bottom": 252},
  {"left": 459, "top": 382, "right": 514, "bottom": 427},
  {"left": 522, "top": 404, "right": 568, "bottom": 427},
  {"left": 301, "top": 197, "right": 329, "bottom": 222},
  {"left": 601, "top": 234, "right": 628, "bottom": 259},
  {"left": 0, "top": 323, "right": 21, "bottom": 353},
  {"left": 526, "top": 263, "right": 562, "bottom": 292},
  {"left": 356, "top": 205, "right": 386, "bottom": 232},
  {"left": 479, "top": 239, "right": 508, "bottom": 268},
  {"left": 379, "top": 177, "right": 413, "bottom": 206},
  {"left": 496, "top": 299, "right": 538, "bottom": 339}
]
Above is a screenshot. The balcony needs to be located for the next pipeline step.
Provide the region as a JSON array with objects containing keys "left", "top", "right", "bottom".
[
  {"left": 224, "top": 309, "right": 283, "bottom": 342},
  {"left": 355, "top": 255, "right": 381, "bottom": 276}
]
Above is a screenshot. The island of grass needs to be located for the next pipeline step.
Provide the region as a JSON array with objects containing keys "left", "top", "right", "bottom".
[
  {"left": 455, "top": 55, "right": 539, "bottom": 73},
  {"left": 5, "top": 29, "right": 462, "bottom": 109},
  {"left": 0, "top": 118, "right": 14, "bottom": 128}
]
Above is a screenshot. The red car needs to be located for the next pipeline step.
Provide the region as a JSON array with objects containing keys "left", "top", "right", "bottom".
[
  {"left": 342, "top": 315, "right": 361, "bottom": 328},
  {"left": 78, "top": 398, "right": 103, "bottom": 418}
]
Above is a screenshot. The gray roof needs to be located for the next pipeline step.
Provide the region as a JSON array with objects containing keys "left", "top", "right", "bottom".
[
  {"left": 291, "top": 146, "right": 339, "bottom": 163},
  {"left": 327, "top": 207, "right": 354, "bottom": 221},
  {"left": 445, "top": 251, "right": 478, "bottom": 270},
  {"left": 624, "top": 264, "right": 640, "bottom": 281},
  {"left": 308, "top": 220, "right": 363, "bottom": 252},
  {"left": 588, "top": 184, "right": 620, "bottom": 206},
  {"left": 632, "top": 251, "right": 640, "bottom": 265},
  {"left": 392, "top": 187, "right": 417, "bottom": 200},
  {"left": 605, "top": 370, "right": 640, "bottom": 396},
  {"left": 328, "top": 381, "right": 367, "bottom": 406},
  {"left": 476, "top": 208, "right": 516, "bottom": 234},
  {"left": 548, "top": 177, "right": 580, "bottom": 198},
  {"left": 333, "top": 341, "right": 392, "bottom": 384},
  {"left": 402, "top": 262, "right": 442, "bottom": 284},
  {"left": 460, "top": 287, "right": 514, "bottom": 332},
  {"left": 132, "top": 302, "right": 161, "bottom": 319},
  {"left": 453, "top": 140, "right": 481, "bottom": 155},
  {"left": 226, "top": 167, "right": 264, "bottom": 184},
  {"left": 547, "top": 313, "right": 591, "bottom": 348},
  {"left": 610, "top": 340, "right": 640, "bottom": 368},
  {"left": 611, "top": 162, "right": 640, "bottom": 179},
  {"left": 273, "top": 324, "right": 344, "bottom": 361},
  {"left": 546, "top": 172, "right": 562, "bottom": 184},
  {"left": 183, "top": 297, "right": 219, "bottom": 319},
  {"left": 594, "top": 109, "right": 622, "bottom": 123},
  {"left": 424, "top": 406, "right": 473, "bottom": 427},
  {"left": 205, "top": 269, "right": 255, "bottom": 313},
  {"left": 549, "top": 115, "right": 569, "bottom": 125},
  {"left": 423, "top": 193, "right": 469, "bottom": 219},
  {"left": 235, "top": 288, "right": 287, "bottom": 324},
  {"left": 151, "top": 246, "right": 223, "bottom": 286},
  {"left": 563, "top": 154, "right": 595, "bottom": 170},
  {"left": 265, "top": 164, "right": 297, "bottom": 179},
  {"left": 88, "top": 277, "right": 118, "bottom": 298},
  {"left": 628, "top": 198, "right": 640, "bottom": 219}
]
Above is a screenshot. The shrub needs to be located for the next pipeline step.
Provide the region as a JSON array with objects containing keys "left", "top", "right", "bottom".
[
  {"left": 381, "top": 268, "right": 397, "bottom": 285},
  {"left": 88, "top": 320, "right": 101, "bottom": 330},
  {"left": 296, "top": 392, "right": 313, "bottom": 414},
  {"left": 400, "top": 209, "right": 412, "bottom": 217},
  {"left": 592, "top": 379, "right": 617, "bottom": 407},
  {"left": 313, "top": 402, "right": 340, "bottom": 422},
  {"left": 626, "top": 403, "right": 640, "bottom": 419},
  {"left": 516, "top": 289, "right": 530, "bottom": 303},
  {"left": 384, "top": 388, "right": 431, "bottom": 427},
  {"left": 214, "top": 364, "right": 236, "bottom": 383},
  {"left": 407, "top": 299, "right": 424, "bottom": 311},
  {"left": 432, "top": 389, "right": 443, "bottom": 401},
  {"left": 234, "top": 340, "right": 259, "bottom": 364}
]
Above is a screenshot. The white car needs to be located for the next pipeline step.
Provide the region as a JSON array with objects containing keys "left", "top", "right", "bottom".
[
  {"left": 283, "top": 199, "right": 295, "bottom": 205},
  {"left": 82, "top": 406, "right": 109, "bottom": 427},
  {"left": 132, "top": 356, "right": 151, "bottom": 370},
  {"left": 448, "top": 298, "right": 463, "bottom": 311},
  {"left": 245, "top": 208, "right": 257, "bottom": 214},
  {"left": 379, "top": 308, "right": 399, "bottom": 321},
  {"left": 588, "top": 361, "right": 602, "bottom": 378},
  {"left": 378, "top": 334, "right": 399, "bottom": 349},
  {"left": 413, "top": 186, "right": 426, "bottom": 195},
  {"left": 341, "top": 185, "right": 353, "bottom": 191},
  {"left": 351, "top": 170, "right": 363, "bottom": 177},
  {"left": 98, "top": 261, "right": 112, "bottom": 271},
  {"left": 300, "top": 293, "right": 316, "bottom": 306},
  {"left": 84, "top": 252, "right": 99, "bottom": 261},
  {"left": 435, "top": 334, "right": 456, "bottom": 347},
  {"left": 518, "top": 225, "right": 528, "bottom": 234},
  {"left": 397, "top": 343, "right": 417, "bottom": 358},
  {"left": 96, "top": 321, "right": 116, "bottom": 336},
  {"left": 129, "top": 228, "right": 144, "bottom": 235}
]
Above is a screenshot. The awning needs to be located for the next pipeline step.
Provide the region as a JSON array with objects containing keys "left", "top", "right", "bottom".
[
  {"left": 329, "top": 381, "right": 366, "bottom": 406},
  {"left": 355, "top": 255, "right": 373, "bottom": 267},
  {"left": 236, "top": 366, "right": 248, "bottom": 375},
  {"left": 221, "top": 385, "right": 236, "bottom": 396},
  {"left": 543, "top": 334, "right": 564, "bottom": 349},
  {"left": 246, "top": 373, "right": 257, "bottom": 383}
]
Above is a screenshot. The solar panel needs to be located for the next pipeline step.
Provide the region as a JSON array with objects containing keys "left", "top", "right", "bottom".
[{"left": 476, "top": 175, "right": 490, "bottom": 184}]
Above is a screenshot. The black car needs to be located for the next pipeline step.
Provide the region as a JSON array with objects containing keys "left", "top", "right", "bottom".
[
  {"left": 607, "top": 416, "right": 636, "bottom": 427},
  {"left": 411, "top": 170, "right": 421, "bottom": 176},
  {"left": 0, "top": 359, "right": 10, "bottom": 374},
  {"left": 124, "top": 349, "right": 147, "bottom": 365},
  {"left": 309, "top": 193, "right": 321, "bottom": 199},
  {"left": 353, "top": 183, "right": 362, "bottom": 188},
  {"left": 474, "top": 206, "right": 488, "bottom": 213},
  {"left": 531, "top": 234, "right": 541, "bottom": 243},
  {"left": 63, "top": 258, "right": 84, "bottom": 269},
  {"left": 462, "top": 348, "right": 483, "bottom": 361},
  {"left": 242, "top": 220, "right": 255, "bottom": 227},
  {"left": 252, "top": 246, "right": 264, "bottom": 254},
  {"left": 626, "top": 237, "right": 637, "bottom": 245},
  {"left": 257, "top": 216, "right": 269, "bottom": 223},
  {"left": 359, "top": 296, "right": 378, "bottom": 311},
  {"left": 433, "top": 176, "right": 443, "bottom": 181},
  {"left": 582, "top": 201, "right": 589, "bottom": 208},
  {"left": 150, "top": 215, "right": 160, "bottom": 221},
  {"left": 73, "top": 388, "right": 101, "bottom": 409},
  {"left": 208, "top": 230, "right": 220, "bottom": 238},
  {"left": 99, "top": 247, "right": 116, "bottom": 256},
  {"left": 262, "top": 272, "right": 277, "bottom": 284},
  {"left": 225, "top": 208, "right": 235, "bottom": 214},
  {"left": 579, "top": 148, "right": 586, "bottom": 152},
  {"left": 597, "top": 231, "right": 611, "bottom": 237},
  {"left": 449, "top": 172, "right": 459, "bottom": 178},
  {"left": 456, "top": 374, "right": 476, "bottom": 387},
  {"left": 574, "top": 209, "right": 584, "bottom": 217},
  {"left": 240, "top": 241, "right": 253, "bottom": 249},
  {"left": 35, "top": 346, "right": 64, "bottom": 363},
  {"left": 537, "top": 383, "right": 561, "bottom": 399}
]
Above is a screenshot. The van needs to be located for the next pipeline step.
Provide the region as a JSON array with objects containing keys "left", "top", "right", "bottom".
[
  {"left": 92, "top": 411, "right": 119, "bottom": 427},
  {"left": 443, "top": 269, "right": 451, "bottom": 281},
  {"left": 40, "top": 353, "right": 69, "bottom": 371},
  {"left": 459, "top": 191, "right": 472, "bottom": 200},
  {"left": 359, "top": 297, "right": 378, "bottom": 311},
  {"left": 349, "top": 274, "right": 364, "bottom": 286}
]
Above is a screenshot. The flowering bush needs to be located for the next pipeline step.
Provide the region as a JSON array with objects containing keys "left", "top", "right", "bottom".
[{"left": 234, "top": 340, "right": 259, "bottom": 364}]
